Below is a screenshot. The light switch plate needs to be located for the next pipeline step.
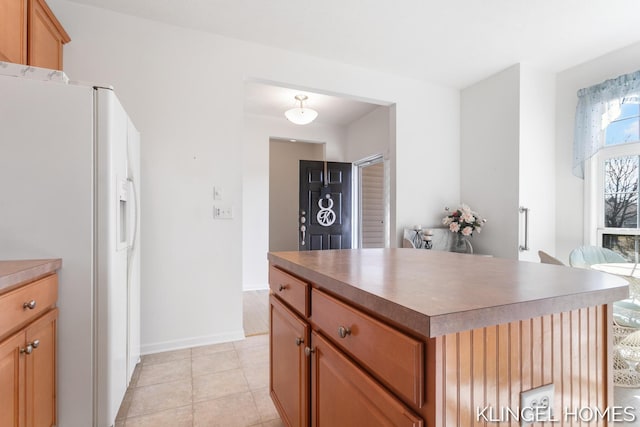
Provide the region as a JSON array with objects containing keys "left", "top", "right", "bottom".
[
  {"left": 213, "top": 186, "right": 223, "bottom": 200},
  {"left": 213, "top": 205, "right": 233, "bottom": 219}
]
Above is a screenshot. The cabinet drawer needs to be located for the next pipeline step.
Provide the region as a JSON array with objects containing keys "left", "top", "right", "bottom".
[
  {"left": 269, "top": 266, "right": 309, "bottom": 317},
  {"left": 0, "top": 274, "right": 58, "bottom": 339},
  {"left": 311, "top": 288, "right": 424, "bottom": 407}
]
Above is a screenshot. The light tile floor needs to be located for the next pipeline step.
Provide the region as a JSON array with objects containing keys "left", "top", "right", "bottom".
[
  {"left": 116, "top": 290, "right": 282, "bottom": 427},
  {"left": 115, "top": 289, "right": 640, "bottom": 426}
]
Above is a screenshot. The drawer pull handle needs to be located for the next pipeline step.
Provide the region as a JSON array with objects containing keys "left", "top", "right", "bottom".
[
  {"left": 278, "top": 284, "right": 287, "bottom": 292},
  {"left": 304, "top": 346, "right": 315, "bottom": 356},
  {"left": 337, "top": 326, "right": 351, "bottom": 338},
  {"left": 23, "top": 300, "right": 37, "bottom": 310},
  {"left": 295, "top": 337, "right": 304, "bottom": 346}
]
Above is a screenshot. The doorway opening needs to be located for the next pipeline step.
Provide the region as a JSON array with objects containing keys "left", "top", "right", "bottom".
[
  {"left": 354, "top": 154, "right": 387, "bottom": 248},
  {"left": 268, "top": 139, "right": 325, "bottom": 252}
]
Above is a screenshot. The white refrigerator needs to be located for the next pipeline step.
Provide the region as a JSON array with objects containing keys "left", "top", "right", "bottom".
[{"left": 0, "top": 63, "right": 141, "bottom": 427}]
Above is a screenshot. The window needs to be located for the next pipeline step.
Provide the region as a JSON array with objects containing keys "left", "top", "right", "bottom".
[{"left": 591, "top": 100, "right": 640, "bottom": 261}]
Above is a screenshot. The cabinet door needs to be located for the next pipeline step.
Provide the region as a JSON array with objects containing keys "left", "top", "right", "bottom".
[
  {"left": 27, "top": 0, "right": 70, "bottom": 70},
  {"left": 25, "top": 308, "right": 57, "bottom": 427},
  {"left": 310, "top": 331, "right": 423, "bottom": 427},
  {"left": 0, "top": 332, "right": 26, "bottom": 427},
  {"left": 0, "top": 0, "right": 27, "bottom": 64},
  {"left": 270, "top": 295, "right": 309, "bottom": 427}
]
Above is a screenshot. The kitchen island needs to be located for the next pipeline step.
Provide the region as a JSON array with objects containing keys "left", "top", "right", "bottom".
[{"left": 268, "top": 249, "right": 629, "bottom": 427}]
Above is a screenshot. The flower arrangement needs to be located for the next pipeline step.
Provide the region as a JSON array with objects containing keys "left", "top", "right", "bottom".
[{"left": 442, "top": 204, "right": 486, "bottom": 236}]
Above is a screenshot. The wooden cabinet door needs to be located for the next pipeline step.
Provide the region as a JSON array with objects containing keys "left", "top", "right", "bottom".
[
  {"left": 310, "top": 331, "right": 423, "bottom": 427},
  {"left": 0, "top": 332, "right": 26, "bottom": 427},
  {"left": 0, "top": 0, "right": 27, "bottom": 64},
  {"left": 270, "top": 295, "right": 309, "bottom": 427},
  {"left": 27, "top": 0, "right": 70, "bottom": 70},
  {"left": 24, "top": 308, "right": 57, "bottom": 427}
]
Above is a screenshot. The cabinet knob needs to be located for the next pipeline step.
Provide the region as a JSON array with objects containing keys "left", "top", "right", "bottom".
[
  {"left": 304, "top": 346, "right": 315, "bottom": 356},
  {"left": 337, "top": 326, "right": 351, "bottom": 339},
  {"left": 20, "top": 345, "right": 33, "bottom": 355},
  {"left": 23, "top": 300, "right": 36, "bottom": 310},
  {"left": 295, "top": 337, "right": 304, "bottom": 346},
  {"left": 278, "top": 284, "right": 286, "bottom": 292},
  {"left": 31, "top": 339, "right": 40, "bottom": 349}
]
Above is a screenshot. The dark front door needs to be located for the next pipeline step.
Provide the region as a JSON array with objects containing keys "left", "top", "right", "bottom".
[{"left": 299, "top": 160, "right": 352, "bottom": 250}]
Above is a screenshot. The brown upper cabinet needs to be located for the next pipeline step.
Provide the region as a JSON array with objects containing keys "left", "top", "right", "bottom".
[{"left": 0, "top": 0, "right": 70, "bottom": 70}]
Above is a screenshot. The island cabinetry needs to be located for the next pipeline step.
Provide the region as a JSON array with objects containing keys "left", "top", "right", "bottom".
[
  {"left": 270, "top": 294, "right": 310, "bottom": 427},
  {"left": 310, "top": 331, "right": 423, "bottom": 427},
  {"left": 269, "top": 264, "right": 424, "bottom": 427},
  {"left": 269, "top": 265, "right": 309, "bottom": 316},
  {"left": 0, "top": 262, "right": 59, "bottom": 427},
  {"left": 310, "top": 288, "right": 424, "bottom": 407},
  {"left": 0, "top": 0, "right": 70, "bottom": 70}
]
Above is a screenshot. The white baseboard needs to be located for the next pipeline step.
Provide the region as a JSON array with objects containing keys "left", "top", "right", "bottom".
[
  {"left": 243, "top": 283, "right": 269, "bottom": 291},
  {"left": 141, "top": 329, "right": 246, "bottom": 355}
]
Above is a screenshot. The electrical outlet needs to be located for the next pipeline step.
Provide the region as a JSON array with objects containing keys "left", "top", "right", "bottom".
[
  {"left": 213, "top": 205, "right": 233, "bottom": 219},
  {"left": 520, "top": 384, "right": 554, "bottom": 426}
]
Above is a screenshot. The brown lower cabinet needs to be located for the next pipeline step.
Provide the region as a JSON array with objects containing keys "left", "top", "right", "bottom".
[
  {"left": 0, "top": 272, "right": 58, "bottom": 427},
  {"left": 269, "top": 266, "right": 423, "bottom": 427},
  {"left": 270, "top": 294, "right": 309, "bottom": 427},
  {"left": 310, "top": 331, "right": 422, "bottom": 427}
]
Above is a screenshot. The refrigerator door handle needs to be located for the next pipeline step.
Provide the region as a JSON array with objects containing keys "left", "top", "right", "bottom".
[{"left": 127, "top": 179, "right": 138, "bottom": 251}]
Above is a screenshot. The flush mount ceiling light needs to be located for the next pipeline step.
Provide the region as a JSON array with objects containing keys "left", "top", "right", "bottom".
[{"left": 284, "top": 95, "right": 318, "bottom": 125}]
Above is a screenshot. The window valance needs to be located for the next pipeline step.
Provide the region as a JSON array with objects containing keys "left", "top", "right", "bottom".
[{"left": 573, "top": 69, "right": 640, "bottom": 178}]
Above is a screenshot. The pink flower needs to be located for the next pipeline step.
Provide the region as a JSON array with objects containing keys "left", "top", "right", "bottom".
[
  {"left": 461, "top": 226, "right": 473, "bottom": 236},
  {"left": 449, "top": 222, "right": 460, "bottom": 233}
]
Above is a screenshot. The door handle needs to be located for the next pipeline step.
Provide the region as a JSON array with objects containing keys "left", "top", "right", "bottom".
[
  {"left": 519, "top": 206, "right": 529, "bottom": 252},
  {"left": 300, "top": 225, "right": 306, "bottom": 245}
]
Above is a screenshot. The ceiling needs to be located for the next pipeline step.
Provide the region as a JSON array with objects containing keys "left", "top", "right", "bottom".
[
  {"left": 67, "top": 0, "right": 640, "bottom": 89},
  {"left": 66, "top": 0, "right": 640, "bottom": 126}
]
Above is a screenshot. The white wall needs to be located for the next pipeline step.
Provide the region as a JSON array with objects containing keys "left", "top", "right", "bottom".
[
  {"left": 49, "top": 0, "right": 460, "bottom": 359},
  {"left": 461, "top": 65, "right": 521, "bottom": 258},
  {"left": 519, "top": 65, "right": 557, "bottom": 262},
  {"left": 345, "top": 106, "right": 390, "bottom": 162},
  {"left": 242, "top": 114, "right": 346, "bottom": 290},
  {"left": 555, "top": 41, "right": 640, "bottom": 263},
  {"left": 461, "top": 64, "right": 556, "bottom": 260}
]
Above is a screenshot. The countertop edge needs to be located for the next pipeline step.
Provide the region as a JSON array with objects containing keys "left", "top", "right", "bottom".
[
  {"left": 269, "top": 253, "right": 628, "bottom": 338},
  {"left": 0, "top": 259, "right": 62, "bottom": 294}
]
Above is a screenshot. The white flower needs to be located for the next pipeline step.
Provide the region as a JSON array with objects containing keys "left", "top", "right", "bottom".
[
  {"left": 475, "top": 226, "right": 482, "bottom": 233},
  {"left": 461, "top": 212, "right": 475, "bottom": 224},
  {"left": 461, "top": 226, "right": 473, "bottom": 236},
  {"left": 449, "top": 222, "right": 460, "bottom": 233},
  {"left": 442, "top": 217, "right": 452, "bottom": 225}
]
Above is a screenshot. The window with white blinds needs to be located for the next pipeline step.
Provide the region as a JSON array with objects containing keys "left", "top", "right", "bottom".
[{"left": 359, "top": 160, "right": 385, "bottom": 248}]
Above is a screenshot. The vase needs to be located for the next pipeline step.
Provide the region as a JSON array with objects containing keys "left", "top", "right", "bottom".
[{"left": 451, "top": 234, "right": 473, "bottom": 254}]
